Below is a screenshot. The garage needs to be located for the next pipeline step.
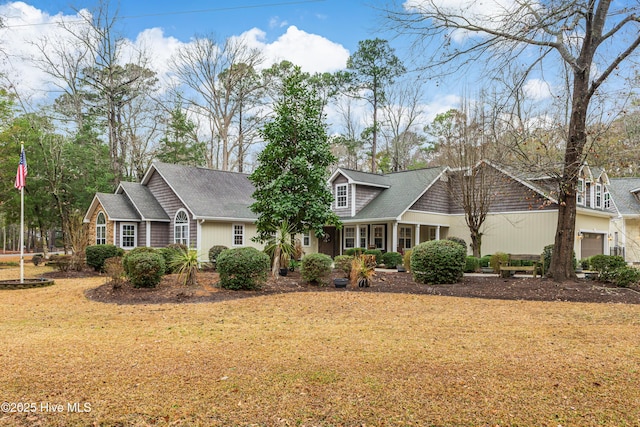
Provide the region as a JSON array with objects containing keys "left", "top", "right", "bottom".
[{"left": 581, "top": 232, "right": 605, "bottom": 258}]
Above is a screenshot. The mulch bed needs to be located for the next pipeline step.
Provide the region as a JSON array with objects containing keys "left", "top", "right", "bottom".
[{"left": 75, "top": 268, "right": 640, "bottom": 305}]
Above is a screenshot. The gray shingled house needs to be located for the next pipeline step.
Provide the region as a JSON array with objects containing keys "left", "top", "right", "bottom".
[
  {"left": 84, "top": 161, "right": 619, "bottom": 262},
  {"left": 607, "top": 177, "right": 640, "bottom": 263}
]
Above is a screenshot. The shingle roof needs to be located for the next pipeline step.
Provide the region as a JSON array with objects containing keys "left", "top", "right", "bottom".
[
  {"left": 607, "top": 178, "right": 640, "bottom": 216},
  {"left": 96, "top": 193, "right": 140, "bottom": 221},
  {"left": 148, "top": 162, "right": 257, "bottom": 220},
  {"left": 338, "top": 168, "right": 391, "bottom": 187},
  {"left": 118, "top": 182, "right": 170, "bottom": 221},
  {"left": 341, "top": 167, "right": 447, "bottom": 221}
]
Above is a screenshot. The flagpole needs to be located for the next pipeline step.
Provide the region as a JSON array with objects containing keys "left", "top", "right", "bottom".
[{"left": 19, "top": 143, "right": 24, "bottom": 284}]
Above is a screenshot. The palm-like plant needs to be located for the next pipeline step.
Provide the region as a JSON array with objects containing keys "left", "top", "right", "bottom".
[
  {"left": 350, "top": 255, "right": 376, "bottom": 288},
  {"left": 170, "top": 248, "right": 200, "bottom": 286},
  {"left": 264, "top": 220, "right": 297, "bottom": 277}
]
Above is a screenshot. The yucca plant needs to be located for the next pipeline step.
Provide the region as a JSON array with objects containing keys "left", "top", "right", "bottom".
[
  {"left": 264, "top": 220, "right": 297, "bottom": 277},
  {"left": 350, "top": 255, "right": 376, "bottom": 288},
  {"left": 170, "top": 248, "right": 200, "bottom": 286}
]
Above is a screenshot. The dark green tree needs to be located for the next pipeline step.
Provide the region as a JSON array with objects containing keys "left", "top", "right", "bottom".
[
  {"left": 156, "top": 105, "right": 205, "bottom": 166},
  {"left": 250, "top": 66, "right": 340, "bottom": 242},
  {"left": 346, "top": 38, "right": 406, "bottom": 173}
]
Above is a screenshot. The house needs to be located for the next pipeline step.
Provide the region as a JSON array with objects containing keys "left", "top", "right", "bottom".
[
  {"left": 84, "top": 161, "right": 620, "bottom": 262},
  {"left": 606, "top": 177, "right": 640, "bottom": 264}
]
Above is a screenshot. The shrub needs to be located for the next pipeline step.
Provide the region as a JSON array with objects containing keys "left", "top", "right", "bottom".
[
  {"left": 217, "top": 247, "right": 270, "bottom": 290},
  {"left": 403, "top": 250, "right": 412, "bottom": 271},
  {"left": 333, "top": 255, "right": 353, "bottom": 278},
  {"left": 127, "top": 252, "right": 166, "bottom": 288},
  {"left": 604, "top": 265, "right": 640, "bottom": 287},
  {"left": 86, "top": 244, "right": 124, "bottom": 272},
  {"left": 465, "top": 256, "right": 480, "bottom": 273},
  {"left": 208, "top": 245, "right": 229, "bottom": 269},
  {"left": 382, "top": 251, "right": 403, "bottom": 268},
  {"left": 104, "top": 256, "right": 125, "bottom": 288},
  {"left": 123, "top": 247, "right": 159, "bottom": 276},
  {"left": 489, "top": 252, "right": 509, "bottom": 273},
  {"left": 301, "top": 253, "right": 333, "bottom": 285},
  {"left": 411, "top": 240, "right": 466, "bottom": 285},
  {"left": 589, "top": 254, "right": 626, "bottom": 274},
  {"left": 49, "top": 254, "right": 72, "bottom": 272},
  {"left": 479, "top": 255, "right": 492, "bottom": 268},
  {"left": 364, "top": 249, "right": 383, "bottom": 265},
  {"left": 447, "top": 236, "right": 467, "bottom": 251},
  {"left": 170, "top": 248, "right": 200, "bottom": 286},
  {"left": 350, "top": 255, "right": 375, "bottom": 287},
  {"left": 31, "top": 254, "right": 44, "bottom": 266},
  {"left": 345, "top": 247, "right": 365, "bottom": 257}
]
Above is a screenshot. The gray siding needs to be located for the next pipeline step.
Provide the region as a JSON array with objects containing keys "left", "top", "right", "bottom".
[
  {"left": 138, "top": 221, "right": 146, "bottom": 247},
  {"left": 355, "top": 185, "right": 383, "bottom": 214},
  {"left": 150, "top": 222, "right": 170, "bottom": 247},
  {"left": 410, "top": 179, "right": 450, "bottom": 213},
  {"left": 147, "top": 170, "right": 197, "bottom": 246}
]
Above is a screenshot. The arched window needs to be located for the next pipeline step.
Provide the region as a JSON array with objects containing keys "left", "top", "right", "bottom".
[
  {"left": 174, "top": 210, "right": 189, "bottom": 246},
  {"left": 96, "top": 212, "right": 106, "bottom": 245}
]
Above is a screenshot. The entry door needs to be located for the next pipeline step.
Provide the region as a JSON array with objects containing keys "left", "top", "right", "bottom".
[{"left": 318, "top": 226, "right": 339, "bottom": 258}]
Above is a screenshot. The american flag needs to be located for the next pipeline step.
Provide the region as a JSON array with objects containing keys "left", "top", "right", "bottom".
[{"left": 14, "top": 147, "right": 27, "bottom": 190}]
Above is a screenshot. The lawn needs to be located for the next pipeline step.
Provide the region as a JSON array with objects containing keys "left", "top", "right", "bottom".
[{"left": 1, "top": 265, "right": 639, "bottom": 426}]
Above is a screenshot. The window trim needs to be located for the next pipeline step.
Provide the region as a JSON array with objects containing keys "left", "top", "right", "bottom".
[
  {"left": 359, "top": 225, "right": 368, "bottom": 249},
  {"left": 232, "top": 224, "right": 245, "bottom": 247},
  {"left": 302, "top": 230, "right": 311, "bottom": 247},
  {"left": 373, "top": 225, "right": 385, "bottom": 250},
  {"left": 577, "top": 178, "right": 585, "bottom": 206},
  {"left": 335, "top": 183, "right": 348, "bottom": 208},
  {"left": 174, "top": 209, "right": 190, "bottom": 246},
  {"left": 96, "top": 211, "right": 106, "bottom": 245},
  {"left": 595, "top": 183, "right": 602, "bottom": 208},
  {"left": 399, "top": 226, "right": 412, "bottom": 250},
  {"left": 604, "top": 191, "right": 611, "bottom": 209},
  {"left": 120, "top": 223, "right": 137, "bottom": 249},
  {"left": 344, "top": 226, "right": 356, "bottom": 249}
]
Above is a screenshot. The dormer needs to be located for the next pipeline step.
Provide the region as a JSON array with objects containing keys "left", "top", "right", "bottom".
[
  {"left": 577, "top": 164, "right": 611, "bottom": 211},
  {"left": 328, "top": 168, "right": 390, "bottom": 218}
]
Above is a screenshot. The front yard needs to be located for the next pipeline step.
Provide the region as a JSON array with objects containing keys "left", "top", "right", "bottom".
[{"left": 1, "top": 265, "right": 639, "bottom": 426}]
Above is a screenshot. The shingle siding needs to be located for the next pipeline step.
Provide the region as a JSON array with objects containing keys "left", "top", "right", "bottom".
[
  {"left": 355, "top": 185, "right": 383, "bottom": 214},
  {"left": 332, "top": 175, "right": 350, "bottom": 217},
  {"left": 146, "top": 170, "right": 195, "bottom": 245},
  {"left": 410, "top": 179, "right": 450, "bottom": 213}
]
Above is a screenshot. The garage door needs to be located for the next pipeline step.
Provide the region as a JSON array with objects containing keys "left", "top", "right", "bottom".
[{"left": 581, "top": 233, "right": 604, "bottom": 258}]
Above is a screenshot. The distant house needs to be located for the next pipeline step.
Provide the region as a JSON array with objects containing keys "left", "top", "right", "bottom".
[
  {"left": 84, "top": 161, "right": 623, "bottom": 262},
  {"left": 607, "top": 177, "right": 640, "bottom": 263}
]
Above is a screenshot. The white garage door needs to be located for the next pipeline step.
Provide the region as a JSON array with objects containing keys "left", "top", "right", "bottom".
[{"left": 581, "top": 233, "right": 604, "bottom": 258}]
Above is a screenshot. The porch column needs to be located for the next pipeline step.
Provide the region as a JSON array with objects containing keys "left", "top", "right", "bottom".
[
  {"left": 146, "top": 221, "right": 151, "bottom": 247},
  {"left": 392, "top": 222, "right": 398, "bottom": 253},
  {"left": 415, "top": 224, "right": 420, "bottom": 246},
  {"left": 113, "top": 223, "right": 117, "bottom": 246},
  {"left": 435, "top": 225, "right": 441, "bottom": 240},
  {"left": 351, "top": 184, "right": 357, "bottom": 217},
  {"left": 355, "top": 224, "right": 361, "bottom": 250}
]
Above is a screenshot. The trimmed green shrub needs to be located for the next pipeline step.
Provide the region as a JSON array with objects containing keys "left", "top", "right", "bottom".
[
  {"left": 333, "top": 255, "right": 353, "bottom": 278},
  {"left": 301, "top": 253, "right": 333, "bottom": 285},
  {"left": 123, "top": 247, "right": 158, "bottom": 276},
  {"left": 479, "top": 255, "right": 492, "bottom": 268},
  {"left": 157, "top": 247, "right": 178, "bottom": 274},
  {"left": 86, "top": 244, "right": 124, "bottom": 272},
  {"left": 364, "top": 249, "right": 383, "bottom": 265},
  {"left": 382, "top": 251, "right": 403, "bottom": 268},
  {"left": 49, "top": 254, "right": 72, "bottom": 272},
  {"left": 31, "top": 254, "right": 44, "bottom": 266},
  {"left": 465, "top": 256, "right": 480, "bottom": 273},
  {"left": 590, "top": 255, "right": 626, "bottom": 273},
  {"left": 345, "top": 247, "right": 366, "bottom": 257},
  {"left": 489, "top": 252, "right": 509, "bottom": 273},
  {"left": 403, "top": 250, "right": 412, "bottom": 271},
  {"left": 411, "top": 240, "right": 466, "bottom": 285},
  {"left": 127, "top": 252, "right": 166, "bottom": 288},
  {"left": 217, "top": 247, "right": 270, "bottom": 290},
  {"left": 604, "top": 265, "right": 640, "bottom": 287},
  {"left": 447, "top": 236, "right": 467, "bottom": 251},
  {"left": 208, "top": 245, "right": 229, "bottom": 269}
]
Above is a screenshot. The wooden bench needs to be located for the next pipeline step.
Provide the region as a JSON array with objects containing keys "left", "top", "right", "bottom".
[{"left": 499, "top": 254, "right": 544, "bottom": 278}]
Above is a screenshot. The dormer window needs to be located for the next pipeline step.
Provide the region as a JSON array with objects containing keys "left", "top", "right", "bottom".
[
  {"left": 336, "top": 184, "right": 348, "bottom": 208},
  {"left": 604, "top": 191, "right": 611, "bottom": 209},
  {"left": 595, "top": 183, "right": 602, "bottom": 208},
  {"left": 577, "top": 178, "right": 585, "bottom": 206}
]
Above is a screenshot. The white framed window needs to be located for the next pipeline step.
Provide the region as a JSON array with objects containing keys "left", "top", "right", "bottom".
[
  {"left": 344, "top": 226, "right": 355, "bottom": 248},
  {"left": 399, "top": 226, "right": 412, "bottom": 250},
  {"left": 577, "top": 178, "right": 585, "bottom": 206},
  {"left": 373, "top": 225, "right": 385, "bottom": 250},
  {"left": 359, "top": 225, "right": 368, "bottom": 249},
  {"left": 232, "top": 224, "right": 244, "bottom": 246},
  {"left": 335, "top": 184, "right": 348, "bottom": 208},
  {"left": 302, "top": 230, "right": 311, "bottom": 247},
  {"left": 120, "top": 223, "right": 137, "bottom": 249},
  {"left": 604, "top": 191, "right": 611, "bottom": 209},
  {"left": 174, "top": 210, "right": 189, "bottom": 246},
  {"left": 96, "top": 212, "right": 106, "bottom": 245},
  {"left": 595, "top": 183, "right": 602, "bottom": 208}
]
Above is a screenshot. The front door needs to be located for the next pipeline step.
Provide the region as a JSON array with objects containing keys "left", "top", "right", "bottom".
[{"left": 318, "top": 226, "right": 339, "bottom": 258}]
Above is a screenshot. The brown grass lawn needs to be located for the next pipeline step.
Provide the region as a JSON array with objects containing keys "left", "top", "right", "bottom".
[{"left": 1, "top": 265, "right": 639, "bottom": 426}]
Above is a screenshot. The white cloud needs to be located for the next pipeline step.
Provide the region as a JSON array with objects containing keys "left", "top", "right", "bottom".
[
  {"left": 239, "top": 25, "right": 350, "bottom": 73},
  {"left": 523, "top": 78, "right": 552, "bottom": 101},
  {"left": 268, "top": 16, "right": 288, "bottom": 29}
]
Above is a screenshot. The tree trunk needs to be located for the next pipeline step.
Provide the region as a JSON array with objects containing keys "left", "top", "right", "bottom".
[{"left": 549, "top": 69, "right": 591, "bottom": 281}]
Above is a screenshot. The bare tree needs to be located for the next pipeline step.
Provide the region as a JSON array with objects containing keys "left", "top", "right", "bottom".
[
  {"left": 170, "top": 35, "right": 264, "bottom": 171},
  {"left": 386, "top": 0, "right": 640, "bottom": 280}
]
